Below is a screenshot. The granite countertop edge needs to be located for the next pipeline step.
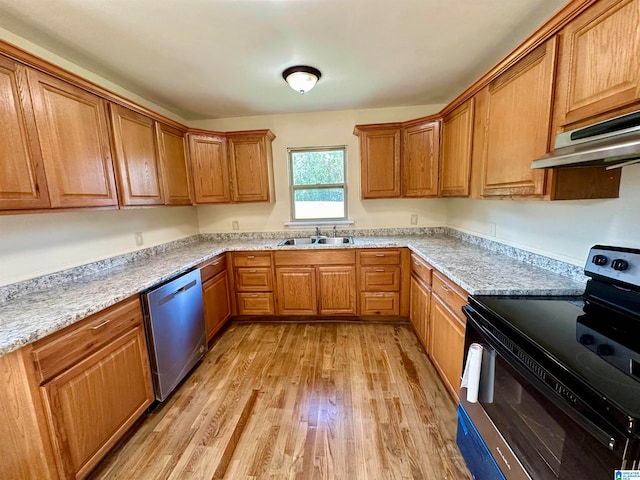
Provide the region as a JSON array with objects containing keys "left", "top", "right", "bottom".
[{"left": 0, "top": 235, "right": 585, "bottom": 357}]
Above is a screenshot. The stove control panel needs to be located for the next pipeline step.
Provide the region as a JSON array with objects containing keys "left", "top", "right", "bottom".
[{"left": 585, "top": 245, "right": 640, "bottom": 287}]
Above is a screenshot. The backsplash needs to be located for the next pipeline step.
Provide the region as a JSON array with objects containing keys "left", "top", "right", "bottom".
[{"left": 0, "top": 226, "right": 585, "bottom": 304}]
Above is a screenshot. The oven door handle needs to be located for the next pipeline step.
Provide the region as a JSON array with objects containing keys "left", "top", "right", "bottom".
[{"left": 467, "top": 312, "right": 623, "bottom": 452}]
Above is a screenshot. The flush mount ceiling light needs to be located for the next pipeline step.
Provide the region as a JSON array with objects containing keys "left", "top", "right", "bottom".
[{"left": 282, "top": 65, "right": 322, "bottom": 94}]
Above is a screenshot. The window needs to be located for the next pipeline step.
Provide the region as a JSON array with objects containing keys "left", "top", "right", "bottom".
[{"left": 288, "top": 146, "right": 347, "bottom": 221}]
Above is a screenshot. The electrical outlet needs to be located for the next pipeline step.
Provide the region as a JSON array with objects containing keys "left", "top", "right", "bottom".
[
  {"left": 232, "top": 220, "right": 239, "bottom": 230},
  {"left": 135, "top": 232, "right": 144, "bottom": 246},
  {"left": 487, "top": 222, "right": 496, "bottom": 237},
  {"left": 410, "top": 214, "right": 418, "bottom": 225}
]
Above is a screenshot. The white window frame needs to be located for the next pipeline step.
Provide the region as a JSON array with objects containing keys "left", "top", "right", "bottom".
[{"left": 287, "top": 145, "right": 348, "bottom": 223}]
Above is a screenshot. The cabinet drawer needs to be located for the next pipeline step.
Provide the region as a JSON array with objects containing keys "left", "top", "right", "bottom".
[
  {"left": 199, "top": 254, "right": 227, "bottom": 283},
  {"left": 236, "top": 293, "right": 275, "bottom": 315},
  {"left": 274, "top": 249, "right": 355, "bottom": 266},
  {"left": 360, "top": 292, "right": 400, "bottom": 315},
  {"left": 360, "top": 266, "right": 401, "bottom": 291},
  {"left": 359, "top": 249, "right": 401, "bottom": 265},
  {"left": 432, "top": 272, "right": 468, "bottom": 321},
  {"left": 410, "top": 253, "right": 433, "bottom": 286},
  {"left": 32, "top": 297, "right": 143, "bottom": 383},
  {"left": 232, "top": 252, "right": 272, "bottom": 267},
  {"left": 235, "top": 267, "right": 273, "bottom": 291}
]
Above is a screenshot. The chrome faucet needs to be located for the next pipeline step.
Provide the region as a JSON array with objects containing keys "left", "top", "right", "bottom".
[
  {"left": 315, "top": 226, "right": 321, "bottom": 237},
  {"left": 332, "top": 225, "right": 337, "bottom": 237}
]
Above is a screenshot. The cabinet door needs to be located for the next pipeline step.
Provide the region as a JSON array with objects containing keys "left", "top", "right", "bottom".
[
  {"left": 188, "top": 133, "right": 230, "bottom": 204},
  {"left": 156, "top": 122, "right": 192, "bottom": 205},
  {"left": 228, "top": 135, "right": 272, "bottom": 202},
  {"left": 359, "top": 128, "right": 401, "bottom": 199},
  {"left": 318, "top": 266, "right": 356, "bottom": 315},
  {"left": 109, "top": 104, "right": 163, "bottom": 206},
  {"left": 440, "top": 99, "right": 474, "bottom": 197},
  {"left": 0, "top": 57, "right": 50, "bottom": 210},
  {"left": 203, "top": 271, "right": 231, "bottom": 341},
  {"left": 27, "top": 69, "right": 117, "bottom": 208},
  {"left": 402, "top": 121, "right": 439, "bottom": 197},
  {"left": 429, "top": 294, "right": 465, "bottom": 401},
  {"left": 275, "top": 267, "right": 317, "bottom": 315},
  {"left": 478, "top": 39, "right": 556, "bottom": 197},
  {"left": 41, "top": 326, "right": 153, "bottom": 478},
  {"left": 555, "top": 0, "right": 640, "bottom": 127},
  {"left": 410, "top": 276, "right": 430, "bottom": 351}
]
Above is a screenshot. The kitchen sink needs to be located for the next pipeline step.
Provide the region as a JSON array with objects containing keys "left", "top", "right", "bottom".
[{"left": 278, "top": 236, "right": 353, "bottom": 246}]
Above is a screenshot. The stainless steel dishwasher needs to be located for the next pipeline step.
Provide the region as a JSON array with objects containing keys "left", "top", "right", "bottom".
[{"left": 141, "top": 268, "right": 207, "bottom": 401}]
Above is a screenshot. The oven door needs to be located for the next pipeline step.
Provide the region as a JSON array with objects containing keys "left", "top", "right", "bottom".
[{"left": 462, "top": 307, "right": 632, "bottom": 480}]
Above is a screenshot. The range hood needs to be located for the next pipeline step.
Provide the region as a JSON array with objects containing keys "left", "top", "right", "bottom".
[{"left": 531, "top": 110, "right": 640, "bottom": 169}]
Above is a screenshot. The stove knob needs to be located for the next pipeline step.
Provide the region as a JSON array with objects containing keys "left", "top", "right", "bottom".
[
  {"left": 611, "top": 259, "right": 629, "bottom": 271},
  {"left": 596, "top": 344, "right": 614, "bottom": 356},
  {"left": 592, "top": 254, "right": 608, "bottom": 266},
  {"left": 578, "top": 334, "right": 594, "bottom": 345}
]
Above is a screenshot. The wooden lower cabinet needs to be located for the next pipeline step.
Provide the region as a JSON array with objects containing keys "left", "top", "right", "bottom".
[
  {"left": 41, "top": 326, "right": 153, "bottom": 478},
  {"left": 275, "top": 267, "right": 317, "bottom": 315},
  {"left": 318, "top": 266, "right": 356, "bottom": 315},
  {"left": 202, "top": 270, "right": 231, "bottom": 340},
  {"left": 409, "top": 276, "right": 430, "bottom": 351},
  {"left": 429, "top": 294, "right": 466, "bottom": 401}
]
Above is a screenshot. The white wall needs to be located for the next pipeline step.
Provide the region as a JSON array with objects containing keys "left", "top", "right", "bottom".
[
  {"left": 192, "top": 106, "right": 448, "bottom": 232},
  {"left": 0, "top": 208, "right": 198, "bottom": 286},
  {"left": 447, "top": 164, "right": 640, "bottom": 265}
]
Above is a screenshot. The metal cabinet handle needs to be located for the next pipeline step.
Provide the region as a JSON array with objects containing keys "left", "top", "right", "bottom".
[
  {"left": 441, "top": 285, "right": 451, "bottom": 292},
  {"left": 250, "top": 294, "right": 258, "bottom": 297},
  {"left": 249, "top": 269, "right": 257, "bottom": 273},
  {"left": 90, "top": 319, "right": 111, "bottom": 330},
  {"left": 375, "top": 293, "right": 384, "bottom": 297},
  {"left": 375, "top": 268, "right": 385, "bottom": 272},
  {"left": 247, "top": 255, "right": 256, "bottom": 259},
  {"left": 211, "top": 261, "right": 220, "bottom": 266},
  {"left": 375, "top": 254, "right": 385, "bottom": 257}
]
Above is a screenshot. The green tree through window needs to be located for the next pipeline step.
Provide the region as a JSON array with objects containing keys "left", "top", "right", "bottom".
[{"left": 288, "top": 146, "right": 346, "bottom": 221}]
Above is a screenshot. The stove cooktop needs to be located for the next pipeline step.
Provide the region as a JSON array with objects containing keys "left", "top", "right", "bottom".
[{"left": 470, "top": 295, "right": 640, "bottom": 422}]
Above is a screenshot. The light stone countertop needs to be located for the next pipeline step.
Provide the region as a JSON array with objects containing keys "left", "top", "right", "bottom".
[{"left": 0, "top": 234, "right": 586, "bottom": 357}]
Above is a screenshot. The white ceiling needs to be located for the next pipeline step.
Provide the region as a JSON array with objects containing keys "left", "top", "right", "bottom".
[{"left": 0, "top": 0, "right": 567, "bottom": 120}]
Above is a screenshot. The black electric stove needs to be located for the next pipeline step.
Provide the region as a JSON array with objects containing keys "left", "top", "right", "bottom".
[{"left": 459, "top": 245, "right": 640, "bottom": 479}]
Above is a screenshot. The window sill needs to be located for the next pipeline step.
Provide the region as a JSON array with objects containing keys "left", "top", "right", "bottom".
[{"left": 284, "top": 220, "right": 355, "bottom": 228}]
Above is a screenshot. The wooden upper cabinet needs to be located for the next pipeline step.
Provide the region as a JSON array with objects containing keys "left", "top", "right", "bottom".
[
  {"left": 402, "top": 121, "right": 440, "bottom": 197},
  {"left": 109, "top": 104, "right": 163, "bottom": 206},
  {"left": 227, "top": 131, "right": 275, "bottom": 203},
  {"left": 188, "top": 133, "right": 230, "bottom": 204},
  {"left": 440, "top": 99, "right": 474, "bottom": 197},
  {"left": 0, "top": 57, "right": 50, "bottom": 210},
  {"left": 27, "top": 69, "right": 118, "bottom": 208},
  {"left": 477, "top": 39, "right": 557, "bottom": 197},
  {"left": 357, "top": 126, "right": 401, "bottom": 199},
  {"left": 554, "top": 0, "right": 640, "bottom": 129},
  {"left": 155, "top": 122, "right": 192, "bottom": 205}
]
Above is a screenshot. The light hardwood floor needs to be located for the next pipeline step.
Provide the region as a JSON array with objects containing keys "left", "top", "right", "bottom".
[{"left": 90, "top": 322, "right": 471, "bottom": 480}]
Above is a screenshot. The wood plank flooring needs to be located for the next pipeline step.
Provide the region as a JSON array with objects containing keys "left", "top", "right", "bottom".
[{"left": 90, "top": 322, "right": 471, "bottom": 480}]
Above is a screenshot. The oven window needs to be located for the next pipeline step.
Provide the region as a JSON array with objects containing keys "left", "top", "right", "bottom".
[{"left": 483, "top": 350, "right": 623, "bottom": 479}]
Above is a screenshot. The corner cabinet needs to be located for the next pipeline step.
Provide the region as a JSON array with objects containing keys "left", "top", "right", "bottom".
[
  {"left": 109, "top": 104, "right": 164, "bottom": 206},
  {"left": 0, "top": 56, "right": 51, "bottom": 210},
  {"left": 402, "top": 121, "right": 440, "bottom": 197},
  {"left": 27, "top": 68, "right": 118, "bottom": 208},
  {"left": 227, "top": 131, "right": 275, "bottom": 203},
  {"left": 554, "top": 0, "right": 640, "bottom": 129},
  {"left": 354, "top": 121, "right": 440, "bottom": 199},
  {"left": 155, "top": 123, "right": 193, "bottom": 205},
  {"left": 440, "top": 99, "right": 474, "bottom": 197}
]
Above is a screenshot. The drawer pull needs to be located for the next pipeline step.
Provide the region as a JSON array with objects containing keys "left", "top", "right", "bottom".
[
  {"left": 211, "top": 261, "right": 220, "bottom": 266},
  {"left": 251, "top": 294, "right": 258, "bottom": 297},
  {"left": 90, "top": 319, "right": 111, "bottom": 330},
  {"left": 441, "top": 285, "right": 451, "bottom": 292},
  {"left": 247, "top": 255, "right": 256, "bottom": 259},
  {"left": 375, "top": 293, "right": 384, "bottom": 297},
  {"left": 249, "top": 269, "right": 257, "bottom": 273},
  {"left": 375, "top": 254, "right": 385, "bottom": 257},
  {"left": 375, "top": 268, "right": 385, "bottom": 272}
]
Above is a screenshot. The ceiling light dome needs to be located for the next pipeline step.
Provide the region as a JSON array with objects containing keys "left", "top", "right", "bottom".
[{"left": 282, "top": 65, "right": 321, "bottom": 94}]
